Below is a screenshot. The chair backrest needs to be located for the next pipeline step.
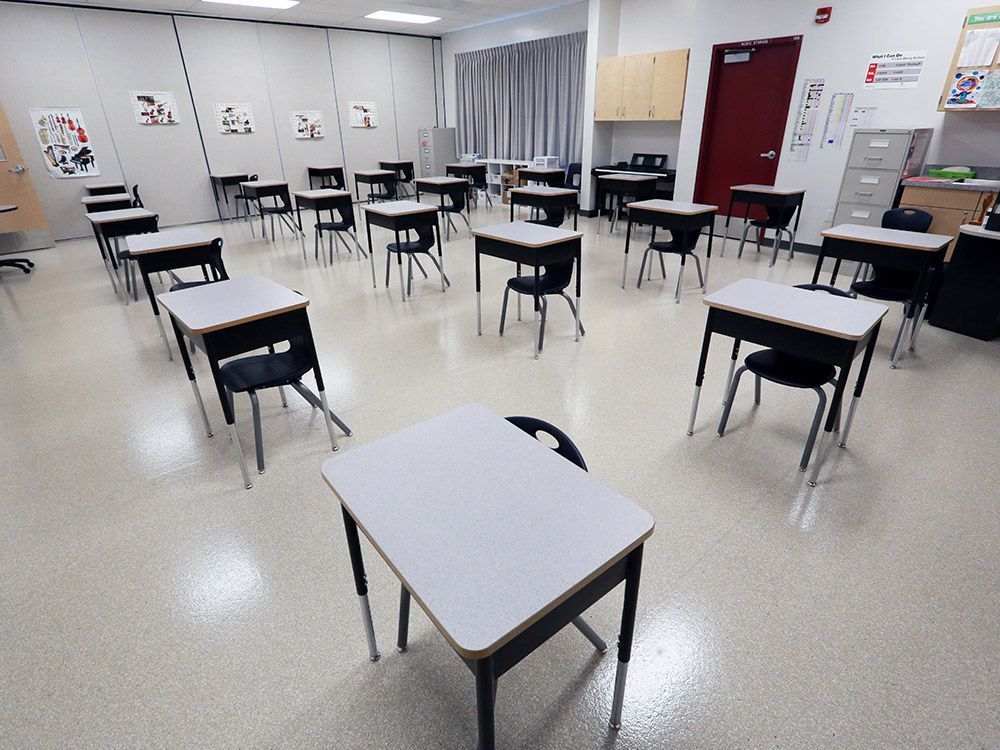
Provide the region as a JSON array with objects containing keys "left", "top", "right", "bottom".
[
  {"left": 249, "top": 174, "right": 259, "bottom": 182},
  {"left": 446, "top": 182, "right": 467, "bottom": 212},
  {"left": 335, "top": 201, "right": 356, "bottom": 229},
  {"left": 794, "top": 283, "right": 852, "bottom": 298},
  {"left": 529, "top": 205, "right": 565, "bottom": 228},
  {"left": 400, "top": 163, "right": 414, "bottom": 182},
  {"left": 470, "top": 165, "right": 487, "bottom": 190},
  {"left": 565, "top": 163, "right": 582, "bottom": 189},
  {"left": 881, "top": 207, "right": 933, "bottom": 233},
  {"left": 131, "top": 184, "right": 143, "bottom": 208},
  {"left": 398, "top": 224, "right": 436, "bottom": 252},
  {"left": 765, "top": 204, "right": 798, "bottom": 226},
  {"left": 505, "top": 416, "right": 587, "bottom": 472},
  {"left": 545, "top": 172, "right": 566, "bottom": 189},
  {"left": 669, "top": 227, "right": 701, "bottom": 251},
  {"left": 205, "top": 237, "right": 229, "bottom": 281}
]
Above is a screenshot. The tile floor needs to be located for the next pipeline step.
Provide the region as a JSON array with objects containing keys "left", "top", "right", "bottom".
[{"left": 1, "top": 202, "right": 997, "bottom": 749}]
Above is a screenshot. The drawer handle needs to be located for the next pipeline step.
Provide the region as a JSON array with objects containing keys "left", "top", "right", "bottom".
[
  {"left": 863, "top": 156, "right": 883, "bottom": 161},
  {"left": 855, "top": 191, "right": 874, "bottom": 196}
]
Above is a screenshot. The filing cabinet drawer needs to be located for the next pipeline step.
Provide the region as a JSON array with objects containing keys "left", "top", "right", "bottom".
[
  {"left": 833, "top": 202, "right": 884, "bottom": 228},
  {"left": 847, "top": 133, "right": 911, "bottom": 171},
  {"left": 838, "top": 168, "right": 899, "bottom": 205}
]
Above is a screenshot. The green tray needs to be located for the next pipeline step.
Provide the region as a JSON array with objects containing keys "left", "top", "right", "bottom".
[{"left": 928, "top": 169, "right": 976, "bottom": 180}]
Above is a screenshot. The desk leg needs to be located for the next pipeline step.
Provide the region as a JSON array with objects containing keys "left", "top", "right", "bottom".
[
  {"left": 475, "top": 657, "right": 497, "bottom": 750},
  {"left": 204, "top": 340, "right": 253, "bottom": 490},
  {"left": 397, "top": 585, "right": 410, "bottom": 653},
  {"left": 171, "top": 317, "right": 212, "bottom": 438},
  {"left": 509, "top": 199, "right": 514, "bottom": 223},
  {"left": 210, "top": 180, "right": 222, "bottom": 221},
  {"left": 830, "top": 258, "right": 843, "bottom": 286},
  {"left": 807, "top": 354, "right": 854, "bottom": 487},
  {"left": 610, "top": 544, "right": 643, "bottom": 730},
  {"left": 596, "top": 187, "right": 603, "bottom": 235},
  {"left": 688, "top": 313, "right": 714, "bottom": 435},
  {"left": 840, "top": 322, "right": 880, "bottom": 449},
  {"left": 365, "top": 219, "right": 376, "bottom": 288},
  {"left": 342, "top": 506, "right": 381, "bottom": 662},
  {"left": 222, "top": 185, "right": 231, "bottom": 220},
  {"left": 622, "top": 217, "right": 633, "bottom": 289},
  {"left": 475, "top": 247, "right": 482, "bottom": 335},
  {"left": 722, "top": 339, "right": 741, "bottom": 404},
  {"left": 394, "top": 230, "right": 406, "bottom": 301},
  {"left": 93, "top": 227, "right": 121, "bottom": 295},
  {"left": 704, "top": 222, "right": 713, "bottom": 290},
  {"left": 811, "top": 249, "right": 826, "bottom": 285},
  {"left": 575, "top": 248, "right": 582, "bottom": 342},
  {"left": 533, "top": 263, "right": 541, "bottom": 359},
  {"left": 721, "top": 194, "right": 735, "bottom": 257},
  {"left": 141, "top": 270, "right": 172, "bottom": 360}
]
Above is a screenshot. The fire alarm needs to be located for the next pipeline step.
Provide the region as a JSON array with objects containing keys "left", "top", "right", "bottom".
[{"left": 815, "top": 6, "right": 832, "bottom": 23}]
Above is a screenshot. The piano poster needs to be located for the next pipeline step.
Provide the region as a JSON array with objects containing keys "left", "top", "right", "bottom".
[
  {"left": 130, "top": 91, "right": 179, "bottom": 125},
  {"left": 28, "top": 108, "right": 100, "bottom": 178}
]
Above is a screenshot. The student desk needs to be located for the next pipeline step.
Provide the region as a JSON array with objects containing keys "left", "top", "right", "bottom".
[
  {"left": 472, "top": 221, "right": 583, "bottom": 358},
  {"left": 623, "top": 199, "right": 717, "bottom": 293},
  {"left": 446, "top": 162, "right": 487, "bottom": 205},
  {"left": 126, "top": 227, "right": 217, "bottom": 359},
  {"left": 86, "top": 208, "right": 158, "bottom": 300},
  {"left": 85, "top": 181, "right": 127, "bottom": 196},
  {"left": 354, "top": 169, "right": 396, "bottom": 202},
  {"left": 814, "top": 223, "right": 952, "bottom": 367},
  {"left": 239, "top": 179, "right": 298, "bottom": 242},
  {"left": 361, "top": 200, "right": 443, "bottom": 300},
  {"left": 517, "top": 166, "right": 564, "bottom": 187},
  {"left": 157, "top": 275, "right": 346, "bottom": 489},
  {"left": 929, "top": 224, "right": 1000, "bottom": 340},
  {"left": 414, "top": 175, "right": 468, "bottom": 204},
  {"left": 81, "top": 193, "right": 132, "bottom": 213},
  {"left": 294, "top": 189, "right": 370, "bottom": 275},
  {"left": 721, "top": 184, "right": 805, "bottom": 257},
  {"left": 307, "top": 164, "right": 345, "bottom": 190},
  {"left": 208, "top": 173, "right": 249, "bottom": 219},
  {"left": 322, "top": 404, "right": 654, "bottom": 750},
  {"left": 595, "top": 174, "right": 658, "bottom": 234},
  {"left": 688, "top": 278, "right": 888, "bottom": 486},
  {"left": 508, "top": 186, "right": 580, "bottom": 230},
  {"left": 379, "top": 160, "right": 414, "bottom": 194}
]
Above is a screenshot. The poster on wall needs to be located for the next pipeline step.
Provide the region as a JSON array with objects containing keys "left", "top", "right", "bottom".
[
  {"left": 348, "top": 101, "right": 378, "bottom": 128},
  {"left": 820, "top": 92, "right": 854, "bottom": 150},
  {"left": 976, "top": 71, "right": 1000, "bottom": 109},
  {"left": 291, "top": 110, "right": 324, "bottom": 138},
  {"left": 956, "top": 27, "right": 1000, "bottom": 67},
  {"left": 848, "top": 106, "right": 878, "bottom": 129},
  {"left": 27, "top": 108, "right": 100, "bottom": 178},
  {"left": 863, "top": 50, "right": 927, "bottom": 89},
  {"left": 788, "top": 78, "right": 824, "bottom": 162},
  {"left": 944, "top": 69, "right": 988, "bottom": 108},
  {"left": 213, "top": 103, "right": 255, "bottom": 134},
  {"left": 130, "top": 91, "right": 179, "bottom": 125}
]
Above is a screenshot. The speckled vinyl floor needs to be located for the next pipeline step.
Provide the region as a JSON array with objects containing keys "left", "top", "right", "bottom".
[{"left": 1, "top": 203, "right": 997, "bottom": 749}]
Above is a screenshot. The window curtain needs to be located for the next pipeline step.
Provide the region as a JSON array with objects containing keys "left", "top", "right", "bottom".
[{"left": 455, "top": 31, "right": 587, "bottom": 165}]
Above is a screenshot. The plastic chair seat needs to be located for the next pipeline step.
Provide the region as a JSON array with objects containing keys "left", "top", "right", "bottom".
[
  {"left": 507, "top": 273, "right": 570, "bottom": 296},
  {"left": 750, "top": 217, "right": 791, "bottom": 229},
  {"left": 317, "top": 220, "right": 351, "bottom": 232},
  {"left": 851, "top": 279, "right": 914, "bottom": 302},
  {"left": 219, "top": 348, "right": 313, "bottom": 393},
  {"left": 387, "top": 238, "right": 434, "bottom": 255},
  {"left": 648, "top": 240, "right": 694, "bottom": 255},
  {"left": 744, "top": 349, "right": 835, "bottom": 389},
  {"left": 259, "top": 205, "right": 291, "bottom": 215}
]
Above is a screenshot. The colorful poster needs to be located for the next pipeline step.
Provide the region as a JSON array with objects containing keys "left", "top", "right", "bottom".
[
  {"left": 291, "top": 110, "right": 324, "bottom": 139},
  {"left": 27, "top": 108, "right": 99, "bottom": 178},
  {"left": 945, "top": 69, "right": 987, "bottom": 108},
  {"left": 864, "top": 50, "right": 926, "bottom": 89},
  {"left": 214, "top": 103, "right": 255, "bottom": 134},
  {"left": 956, "top": 28, "right": 1000, "bottom": 67},
  {"left": 348, "top": 101, "right": 378, "bottom": 128},
  {"left": 789, "top": 78, "right": 824, "bottom": 162},
  {"left": 130, "top": 91, "right": 179, "bottom": 125},
  {"left": 820, "top": 92, "right": 854, "bottom": 150},
  {"left": 976, "top": 71, "right": 1000, "bottom": 109}
]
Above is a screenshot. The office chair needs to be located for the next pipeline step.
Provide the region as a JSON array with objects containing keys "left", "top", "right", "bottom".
[
  {"left": 499, "top": 258, "right": 584, "bottom": 351},
  {"left": 636, "top": 226, "right": 706, "bottom": 301},
  {"left": 384, "top": 224, "right": 449, "bottom": 301},
  {"left": 440, "top": 182, "right": 472, "bottom": 240},
  {"left": 312, "top": 202, "right": 367, "bottom": 265},
  {"left": 737, "top": 204, "right": 798, "bottom": 266}
]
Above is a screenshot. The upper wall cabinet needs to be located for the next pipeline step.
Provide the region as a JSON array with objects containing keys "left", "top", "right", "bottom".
[{"left": 595, "top": 49, "right": 689, "bottom": 122}]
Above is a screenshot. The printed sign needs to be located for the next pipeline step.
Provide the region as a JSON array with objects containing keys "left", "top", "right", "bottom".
[
  {"left": 864, "top": 50, "right": 927, "bottom": 89},
  {"left": 28, "top": 108, "right": 99, "bottom": 178},
  {"left": 291, "top": 110, "right": 324, "bottom": 139},
  {"left": 348, "top": 101, "right": 378, "bottom": 128},
  {"left": 789, "top": 78, "right": 825, "bottom": 161},
  {"left": 820, "top": 92, "right": 854, "bottom": 150},
  {"left": 214, "top": 103, "right": 255, "bottom": 134},
  {"left": 130, "top": 91, "right": 179, "bottom": 125}
]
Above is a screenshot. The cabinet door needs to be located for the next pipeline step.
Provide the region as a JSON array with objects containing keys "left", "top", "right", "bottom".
[
  {"left": 650, "top": 49, "right": 688, "bottom": 121},
  {"left": 621, "top": 53, "right": 655, "bottom": 120},
  {"left": 595, "top": 57, "right": 625, "bottom": 121}
]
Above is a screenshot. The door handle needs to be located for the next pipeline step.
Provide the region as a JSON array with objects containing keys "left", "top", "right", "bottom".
[
  {"left": 759, "top": 150, "right": 776, "bottom": 160},
  {"left": 8, "top": 165, "right": 26, "bottom": 175}
]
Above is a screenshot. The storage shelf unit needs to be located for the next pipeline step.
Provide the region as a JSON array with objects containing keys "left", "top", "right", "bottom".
[{"left": 476, "top": 158, "right": 533, "bottom": 199}]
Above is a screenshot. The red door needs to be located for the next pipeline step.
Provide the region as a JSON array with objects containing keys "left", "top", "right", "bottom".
[{"left": 693, "top": 36, "right": 802, "bottom": 216}]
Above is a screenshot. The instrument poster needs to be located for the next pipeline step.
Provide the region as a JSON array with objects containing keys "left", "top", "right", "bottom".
[{"left": 27, "top": 107, "right": 100, "bottom": 178}]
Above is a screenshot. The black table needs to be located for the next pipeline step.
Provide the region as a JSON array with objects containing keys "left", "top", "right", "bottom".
[
  {"left": 928, "top": 224, "right": 1000, "bottom": 340},
  {"left": 85, "top": 208, "right": 159, "bottom": 302},
  {"left": 85, "top": 182, "right": 127, "bottom": 196},
  {"left": 623, "top": 199, "right": 716, "bottom": 296},
  {"left": 354, "top": 170, "right": 396, "bottom": 202},
  {"left": 307, "top": 165, "right": 346, "bottom": 190},
  {"left": 361, "top": 200, "right": 444, "bottom": 301},
  {"left": 721, "top": 184, "right": 805, "bottom": 259},
  {"left": 508, "top": 186, "right": 579, "bottom": 230},
  {"left": 595, "top": 174, "right": 657, "bottom": 234},
  {"left": 294, "top": 189, "right": 371, "bottom": 276},
  {"left": 208, "top": 173, "right": 249, "bottom": 220},
  {"left": 517, "top": 167, "right": 564, "bottom": 187}
]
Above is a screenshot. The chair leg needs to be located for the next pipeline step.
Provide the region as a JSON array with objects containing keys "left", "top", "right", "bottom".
[
  {"left": 538, "top": 296, "right": 548, "bottom": 352},
  {"left": 499, "top": 286, "right": 511, "bottom": 335},
  {"left": 658, "top": 252, "right": 667, "bottom": 279},
  {"left": 312, "top": 227, "right": 319, "bottom": 261},
  {"left": 736, "top": 220, "right": 752, "bottom": 259},
  {"left": 788, "top": 228, "right": 796, "bottom": 259},
  {"left": 397, "top": 254, "right": 407, "bottom": 301},
  {"left": 717, "top": 366, "right": 749, "bottom": 436},
  {"left": 247, "top": 390, "right": 265, "bottom": 474},
  {"left": 692, "top": 253, "right": 705, "bottom": 291},
  {"left": 754, "top": 227, "right": 763, "bottom": 254},
  {"left": 407, "top": 254, "right": 413, "bottom": 297},
  {"left": 412, "top": 255, "right": 429, "bottom": 279},
  {"left": 572, "top": 616, "right": 608, "bottom": 653},
  {"left": 909, "top": 302, "right": 928, "bottom": 351},
  {"left": 799, "top": 387, "right": 829, "bottom": 472},
  {"left": 560, "top": 293, "right": 585, "bottom": 335},
  {"left": 889, "top": 305, "right": 912, "bottom": 368},
  {"left": 384, "top": 250, "right": 392, "bottom": 288},
  {"left": 769, "top": 229, "right": 782, "bottom": 268},
  {"left": 636, "top": 247, "right": 651, "bottom": 289},
  {"left": 349, "top": 230, "right": 368, "bottom": 259},
  {"left": 425, "top": 253, "right": 450, "bottom": 289},
  {"left": 754, "top": 374, "right": 762, "bottom": 405},
  {"left": 675, "top": 254, "right": 686, "bottom": 303}
]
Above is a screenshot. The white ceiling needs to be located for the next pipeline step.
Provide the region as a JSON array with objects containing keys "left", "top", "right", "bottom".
[{"left": 58, "top": 0, "right": 581, "bottom": 34}]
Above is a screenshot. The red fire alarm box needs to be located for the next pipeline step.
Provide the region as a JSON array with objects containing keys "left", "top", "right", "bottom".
[{"left": 815, "top": 6, "right": 832, "bottom": 23}]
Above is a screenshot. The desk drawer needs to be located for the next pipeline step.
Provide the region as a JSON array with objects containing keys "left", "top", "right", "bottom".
[
  {"left": 847, "top": 133, "right": 911, "bottom": 171},
  {"left": 839, "top": 169, "right": 899, "bottom": 205},
  {"left": 834, "top": 202, "right": 884, "bottom": 228}
]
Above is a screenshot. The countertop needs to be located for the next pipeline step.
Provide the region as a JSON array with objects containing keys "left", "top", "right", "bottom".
[{"left": 901, "top": 178, "right": 1000, "bottom": 192}]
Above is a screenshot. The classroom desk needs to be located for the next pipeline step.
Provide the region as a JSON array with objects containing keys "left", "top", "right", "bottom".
[
  {"left": 721, "top": 184, "right": 805, "bottom": 258},
  {"left": 86, "top": 208, "right": 158, "bottom": 300},
  {"left": 239, "top": 179, "right": 299, "bottom": 242},
  {"left": 293, "top": 189, "right": 369, "bottom": 272},
  {"left": 322, "top": 404, "right": 654, "bottom": 750},
  {"left": 307, "top": 164, "right": 345, "bottom": 190},
  {"left": 623, "top": 199, "right": 717, "bottom": 295},
  {"left": 81, "top": 193, "right": 132, "bottom": 213},
  {"left": 688, "top": 278, "right": 888, "bottom": 486},
  {"left": 379, "top": 160, "right": 414, "bottom": 194},
  {"left": 595, "top": 174, "right": 658, "bottom": 234},
  {"left": 446, "top": 163, "right": 487, "bottom": 205},
  {"left": 157, "top": 275, "right": 348, "bottom": 489},
  {"left": 414, "top": 176, "right": 470, "bottom": 239},
  {"left": 517, "top": 167, "right": 565, "bottom": 187},
  {"left": 472, "top": 221, "right": 583, "bottom": 358},
  {"left": 508, "top": 186, "right": 580, "bottom": 230},
  {"left": 928, "top": 224, "right": 1000, "bottom": 341},
  {"left": 814, "top": 223, "right": 952, "bottom": 367},
  {"left": 361, "top": 200, "right": 443, "bottom": 300},
  {"left": 208, "top": 173, "right": 250, "bottom": 219},
  {"left": 126, "top": 227, "right": 217, "bottom": 359},
  {"left": 354, "top": 170, "right": 396, "bottom": 202},
  {"left": 85, "top": 181, "right": 127, "bottom": 196}
]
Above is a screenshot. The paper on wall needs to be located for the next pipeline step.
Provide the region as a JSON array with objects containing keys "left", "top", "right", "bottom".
[
  {"left": 27, "top": 108, "right": 100, "bottom": 178},
  {"left": 789, "top": 78, "right": 824, "bottom": 162},
  {"left": 848, "top": 106, "right": 877, "bottom": 129},
  {"left": 214, "top": 103, "right": 255, "bottom": 134},
  {"left": 864, "top": 50, "right": 926, "bottom": 88},
  {"left": 348, "top": 101, "right": 378, "bottom": 128},
  {"left": 956, "top": 27, "right": 1000, "bottom": 67},
  {"left": 130, "top": 91, "right": 179, "bottom": 125},
  {"left": 820, "top": 92, "right": 854, "bottom": 150},
  {"left": 945, "top": 69, "right": 988, "bottom": 108},
  {"left": 291, "top": 110, "right": 324, "bottom": 139},
  {"left": 976, "top": 71, "right": 1000, "bottom": 109}
]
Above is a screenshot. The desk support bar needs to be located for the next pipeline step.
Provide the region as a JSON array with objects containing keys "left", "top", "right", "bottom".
[
  {"left": 610, "top": 544, "right": 644, "bottom": 730},
  {"left": 342, "top": 506, "right": 381, "bottom": 662}
]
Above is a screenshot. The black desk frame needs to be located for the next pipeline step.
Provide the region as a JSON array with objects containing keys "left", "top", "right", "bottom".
[
  {"left": 355, "top": 173, "right": 397, "bottom": 203},
  {"left": 295, "top": 192, "right": 371, "bottom": 275},
  {"left": 624, "top": 205, "right": 715, "bottom": 295},
  {"left": 364, "top": 209, "right": 445, "bottom": 301},
  {"left": 721, "top": 188, "right": 804, "bottom": 259},
  {"left": 209, "top": 174, "right": 249, "bottom": 221},
  {"left": 595, "top": 177, "right": 657, "bottom": 234},
  {"left": 91, "top": 215, "right": 158, "bottom": 303},
  {"left": 308, "top": 166, "right": 346, "bottom": 191},
  {"left": 509, "top": 190, "right": 579, "bottom": 231}
]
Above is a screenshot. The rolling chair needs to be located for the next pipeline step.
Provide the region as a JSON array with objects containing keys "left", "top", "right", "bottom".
[
  {"left": 440, "top": 182, "right": 472, "bottom": 240},
  {"left": 736, "top": 204, "right": 798, "bottom": 266},
  {"left": 636, "top": 226, "right": 706, "bottom": 302},
  {"left": 384, "top": 224, "right": 449, "bottom": 301},
  {"left": 717, "top": 284, "right": 850, "bottom": 473}
]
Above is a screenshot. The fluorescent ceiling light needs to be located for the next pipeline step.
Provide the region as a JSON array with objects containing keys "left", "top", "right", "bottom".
[
  {"left": 365, "top": 10, "right": 440, "bottom": 24},
  {"left": 202, "top": 0, "right": 299, "bottom": 9}
]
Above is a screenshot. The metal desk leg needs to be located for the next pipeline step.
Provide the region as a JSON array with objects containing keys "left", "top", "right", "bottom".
[
  {"left": 475, "top": 247, "right": 483, "bottom": 335},
  {"left": 622, "top": 216, "right": 633, "bottom": 289},
  {"left": 397, "top": 585, "right": 410, "bottom": 653},
  {"left": 205, "top": 341, "right": 252, "bottom": 489},
  {"left": 533, "top": 264, "right": 541, "bottom": 359},
  {"left": 575, "top": 249, "right": 582, "bottom": 342},
  {"left": 475, "top": 657, "right": 496, "bottom": 750},
  {"left": 808, "top": 354, "right": 854, "bottom": 487},
  {"left": 688, "top": 313, "right": 715, "bottom": 435},
  {"left": 342, "top": 506, "right": 381, "bottom": 662},
  {"left": 722, "top": 339, "right": 741, "bottom": 404},
  {"left": 721, "top": 194, "right": 735, "bottom": 257},
  {"left": 141, "top": 269, "right": 172, "bottom": 360},
  {"left": 365, "top": 219, "right": 376, "bottom": 288},
  {"left": 840, "top": 322, "right": 880, "bottom": 449},
  {"left": 171, "top": 317, "right": 212, "bottom": 438},
  {"left": 703, "top": 223, "right": 713, "bottom": 290},
  {"left": 610, "top": 544, "right": 643, "bottom": 730}
]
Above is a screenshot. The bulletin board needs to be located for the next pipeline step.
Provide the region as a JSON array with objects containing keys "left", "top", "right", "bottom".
[{"left": 938, "top": 5, "right": 1000, "bottom": 111}]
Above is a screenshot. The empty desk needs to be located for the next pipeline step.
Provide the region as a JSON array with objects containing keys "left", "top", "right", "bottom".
[
  {"left": 722, "top": 184, "right": 805, "bottom": 262},
  {"left": 508, "top": 186, "right": 580, "bottom": 230},
  {"left": 86, "top": 207, "right": 158, "bottom": 300},
  {"left": 208, "top": 173, "right": 249, "bottom": 219},
  {"left": 85, "top": 181, "right": 127, "bottom": 196},
  {"left": 307, "top": 164, "right": 346, "bottom": 191},
  {"left": 81, "top": 193, "right": 132, "bottom": 213},
  {"left": 379, "top": 160, "right": 415, "bottom": 195},
  {"left": 361, "top": 200, "right": 443, "bottom": 300},
  {"left": 928, "top": 224, "right": 1000, "bottom": 341},
  {"left": 687, "top": 278, "right": 888, "bottom": 486},
  {"left": 239, "top": 180, "right": 299, "bottom": 242},
  {"left": 472, "top": 221, "right": 583, "bottom": 358},
  {"left": 623, "top": 199, "right": 717, "bottom": 297},
  {"left": 293, "top": 189, "right": 369, "bottom": 272},
  {"left": 517, "top": 166, "right": 565, "bottom": 187},
  {"left": 354, "top": 170, "right": 396, "bottom": 202},
  {"left": 446, "top": 162, "right": 488, "bottom": 206},
  {"left": 596, "top": 174, "right": 658, "bottom": 234},
  {"left": 157, "top": 274, "right": 349, "bottom": 489},
  {"left": 323, "top": 404, "right": 654, "bottom": 750}
]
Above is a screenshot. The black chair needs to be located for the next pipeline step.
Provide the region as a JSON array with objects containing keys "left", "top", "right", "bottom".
[
  {"left": 131, "top": 184, "right": 143, "bottom": 208},
  {"left": 0, "top": 257, "right": 34, "bottom": 274},
  {"left": 528, "top": 205, "right": 565, "bottom": 228},
  {"left": 382, "top": 162, "right": 415, "bottom": 197},
  {"left": 312, "top": 202, "right": 367, "bottom": 264},
  {"left": 116, "top": 214, "right": 160, "bottom": 302},
  {"left": 368, "top": 176, "right": 397, "bottom": 203},
  {"left": 499, "top": 258, "right": 583, "bottom": 350},
  {"left": 470, "top": 167, "right": 492, "bottom": 208},
  {"left": 167, "top": 238, "right": 229, "bottom": 292},
  {"left": 851, "top": 208, "right": 934, "bottom": 363},
  {"left": 234, "top": 174, "right": 258, "bottom": 228},
  {"left": 503, "top": 415, "right": 608, "bottom": 653},
  {"left": 717, "top": 284, "right": 849, "bottom": 472},
  {"left": 636, "top": 226, "right": 705, "bottom": 302},
  {"left": 385, "top": 224, "right": 449, "bottom": 299},
  {"left": 737, "top": 205, "right": 798, "bottom": 266},
  {"left": 565, "top": 163, "right": 582, "bottom": 190},
  {"left": 258, "top": 186, "right": 301, "bottom": 242},
  {"left": 440, "top": 182, "right": 471, "bottom": 240}
]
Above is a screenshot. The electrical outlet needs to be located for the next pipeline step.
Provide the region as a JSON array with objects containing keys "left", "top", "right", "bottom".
[{"left": 825, "top": 209, "right": 835, "bottom": 222}]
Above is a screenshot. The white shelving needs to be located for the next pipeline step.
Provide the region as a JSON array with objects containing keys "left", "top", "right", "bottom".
[{"left": 476, "top": 158, "right": 533, "bottom": 197}]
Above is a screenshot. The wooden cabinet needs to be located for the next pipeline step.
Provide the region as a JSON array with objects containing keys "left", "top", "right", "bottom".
[
  {"left": 900, "top": 184, "right": 998, "bottom": 260},
  {"left": 595, "top": 49, "right": 689, "bottom": 122}
]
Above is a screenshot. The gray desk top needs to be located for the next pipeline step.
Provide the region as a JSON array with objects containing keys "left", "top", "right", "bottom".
[
  {"left": 85, "top": 181, "right": 126, "bottom": 190},
  {"left": 209, "top": 172, "right": 248, "bottom": 180},
  {"left": 355, "top": 169, "right": 394, "bottom": 177},
  {"left": 308, "top": 164, "right": 344, "bottom": 171},
  {"left": 126, "top": 227, "right": 212, "bottom": 255},
  {"left": 239, "top": 179, "right": 286, "bottom": 189},
  {"left": 361, "top": 200, "right": 437, "bottom": 217},
  {"left": 85, "top": 208, "right": 156, "bottom": 225},
  {"left": 293, "top": 189, "right": 352, "bottom": 200},
  {"left": 627, "top": 198, "right": 717, "bottom": 215},
  {"left": 156, "top": 274, "right": 307, "bottom": 334},
  {"left": 472, "top": 221, "right": 583, "bottom": 248},
  {"left": 704, "top": 278, "right": 888, "bottom": 340},
  {"left": 730, "top": 184, "right": 806, "bottom": 196},
  {"left": 822, "top": 223, "right": 952, "bottom": 251},
  {"left": 80, "top": 193, "right": 131, "bottom": 205},
  {"left": 519, "top": 167, "right": 564, "bottom": 174},
  {"left": 508, "top": 186, "right": 579, "bottom": 197},
  {"left": 321, "top": 404, "right": 654, "bottom": 659},
  {"left": 380, "top": 159, "right": 412, "bottom": 165},
  {"left": 415, "top": 176, "right": 468, "bottom": 186}
]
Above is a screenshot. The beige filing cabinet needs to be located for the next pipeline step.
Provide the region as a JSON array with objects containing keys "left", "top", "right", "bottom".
[
  {"left": 833, "top": 128, "right": 933, "bottom": 229},
  {"left": 899, "top": 184, "right": 998, "bottom": 261},
  {"left": 595, "top": 49, "right": 689, "bottom": 121}
]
